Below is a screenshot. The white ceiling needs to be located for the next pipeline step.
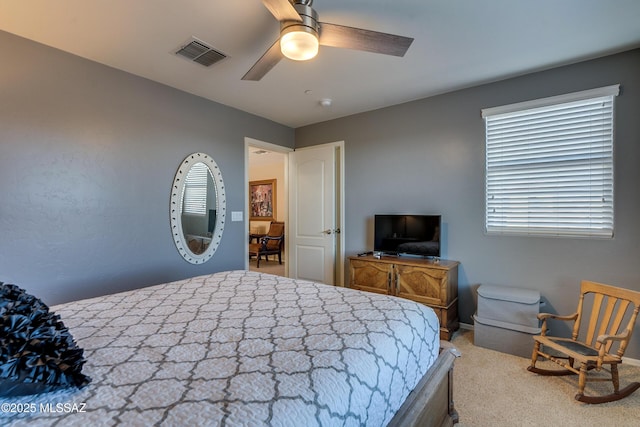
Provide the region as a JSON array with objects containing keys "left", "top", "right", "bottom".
[{"left": 1, "top": 0, "right": 639, "bottom": 128}]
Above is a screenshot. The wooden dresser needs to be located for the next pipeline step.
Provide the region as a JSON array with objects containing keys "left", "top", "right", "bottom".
[{"left": 348, "top": 255, "right": 459, "bottom": 340}]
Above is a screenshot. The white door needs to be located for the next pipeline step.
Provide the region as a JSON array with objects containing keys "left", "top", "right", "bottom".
[{"left": 289, "top": 143, "right": 342, "bottom": 285}]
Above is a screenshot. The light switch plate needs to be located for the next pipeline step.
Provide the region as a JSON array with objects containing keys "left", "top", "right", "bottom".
[{"left": 231, "top": 211, "right": 243, "bottom": 222}]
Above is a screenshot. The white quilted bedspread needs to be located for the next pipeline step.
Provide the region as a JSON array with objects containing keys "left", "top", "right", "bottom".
[{"left": 1, "top": 270, "right": 440, "bottom": 426}]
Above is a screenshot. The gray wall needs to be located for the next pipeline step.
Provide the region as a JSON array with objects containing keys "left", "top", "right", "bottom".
[
  {"left": 2, "top": 27, "right": 640, "bottom": 358},
  {"left": 296, "top": 49, "right": 640, "bottom": 358},
  {"left": 0, "top": 30, "right": 294, "bottom": 304}
]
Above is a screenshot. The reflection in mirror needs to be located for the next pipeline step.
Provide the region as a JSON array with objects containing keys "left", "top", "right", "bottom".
[
  {"left": 181, "top": 162, "right": 215, "bottom": 255},
  {"left": 170, "top": 153, "right": 226, "bottom": 264}
]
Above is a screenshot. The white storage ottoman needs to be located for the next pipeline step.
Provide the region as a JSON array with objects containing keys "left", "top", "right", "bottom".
[
  {"left": 473, "top": 314, "right": 541, "bottom": 358},
  {"left": 474, "top": 284, "right": 542, "bottom": 357},
  {"left": 477, "top": 284, "right": 540, "bottom": 328}
]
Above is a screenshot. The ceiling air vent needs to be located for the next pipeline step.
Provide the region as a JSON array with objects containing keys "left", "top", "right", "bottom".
[{"left": 175, "top": 38, "right": 227, "bottom": 67}]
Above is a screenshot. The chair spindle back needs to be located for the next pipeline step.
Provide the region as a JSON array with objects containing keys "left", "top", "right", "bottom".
[{"left": 575, "top": 280, "right": 640, "bottom": 357}]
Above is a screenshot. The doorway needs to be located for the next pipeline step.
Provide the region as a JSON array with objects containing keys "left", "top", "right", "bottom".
[
  {"left": 246, "top": 138, "right": 290, "bottom": 277},
  {"left": 244, "top": 138, "right": 344, "bottom": 286}
]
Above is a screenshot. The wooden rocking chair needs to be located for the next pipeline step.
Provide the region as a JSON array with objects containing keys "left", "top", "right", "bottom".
[{"left": 528, "top": 280, "right": 640, "bottom": 403}]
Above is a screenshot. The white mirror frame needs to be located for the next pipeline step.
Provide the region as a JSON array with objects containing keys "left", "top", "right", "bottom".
[{"left": 170, "top": 152, "right": 226, "bottom": 264}]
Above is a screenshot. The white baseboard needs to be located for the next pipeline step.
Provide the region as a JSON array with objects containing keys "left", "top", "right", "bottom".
[
  {"left": 459, "top": 322, "right": 473, "bottom": 331},
  {"left": 623, "top": 356, "right": 640, "bottom": 367},
  {"left": 456, "top": 322, "right": 640, "bottom": 366}
]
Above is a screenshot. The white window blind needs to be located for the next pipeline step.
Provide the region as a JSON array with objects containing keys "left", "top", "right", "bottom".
[
  {"left": 482, "top": 85, "right": 619, "bottom": 238},
  {"left": 182, "top": 162, "right": 209, "bottom": 216}
]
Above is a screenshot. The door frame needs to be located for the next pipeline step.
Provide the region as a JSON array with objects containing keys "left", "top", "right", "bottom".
[
  {"left": 244, "top": 138, "right": 345, "bottom": 286},
  {"left": 244, "top": 137, "right": 293, "bottom": 273}
]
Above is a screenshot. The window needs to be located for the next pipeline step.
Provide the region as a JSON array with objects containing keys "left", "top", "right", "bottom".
[
  {"left": 482, "top": 85, "right": 619, "bottom": 238},
  {"left": 182, "top": 162, "right": 209, "bottom": 216}
]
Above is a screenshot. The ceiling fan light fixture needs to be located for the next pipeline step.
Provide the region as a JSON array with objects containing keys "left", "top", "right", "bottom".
[
  {"left": 279, "top": 2, "right": 319, "bottom": 61},
  {"left": 244, "top": 0, "right": 413, "bottom": 81},
  {"left": 280, "top": 26, "right": 319, "bottom": 61}
]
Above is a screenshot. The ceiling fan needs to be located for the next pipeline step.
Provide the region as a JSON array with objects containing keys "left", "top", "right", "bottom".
[{"left": 242, "top": 0, "right": 414, "bottom": 81}]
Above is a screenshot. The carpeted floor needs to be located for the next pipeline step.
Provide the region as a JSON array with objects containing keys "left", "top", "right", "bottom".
[
  {"left": 248, "top": 258, "right": 285, "bottom": 277},
  {"left": 451, "top": 329, "right": 640, "bottom": 426}
]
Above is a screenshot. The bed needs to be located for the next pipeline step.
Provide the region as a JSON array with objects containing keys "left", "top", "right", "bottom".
[{"left": 1, "top": 270, "right": 458, "bottom": 426}]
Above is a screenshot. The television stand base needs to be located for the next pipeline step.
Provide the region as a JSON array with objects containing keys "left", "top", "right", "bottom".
[{"left": 348, "top": 255, "right": 459, "bottom": 341}]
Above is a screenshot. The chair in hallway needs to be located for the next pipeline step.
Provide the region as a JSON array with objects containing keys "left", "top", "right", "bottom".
[{"left": 249, "top": 221, "right": 284, "bottom": 268}]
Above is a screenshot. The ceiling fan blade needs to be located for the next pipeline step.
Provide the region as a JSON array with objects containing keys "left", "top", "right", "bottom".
[
  {"left": 242, "top": 39, "right": 284, "bottom": 81},
  {"left": 319, "top": 22, "right": 413, "bottom": 57},
  {"left": 261, "top": 0, "right": 302, "bottom": 22}
]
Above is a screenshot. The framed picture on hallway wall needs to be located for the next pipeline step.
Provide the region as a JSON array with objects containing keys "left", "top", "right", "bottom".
[{"left": 249, "top": 179, "right": 276, "bottom": 221}]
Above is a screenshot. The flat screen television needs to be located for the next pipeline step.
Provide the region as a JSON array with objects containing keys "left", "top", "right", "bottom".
[{"left": 374, "top": 214, "right": 441, "bottom": 257}]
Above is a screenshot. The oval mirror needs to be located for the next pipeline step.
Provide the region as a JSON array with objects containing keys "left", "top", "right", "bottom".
[{"left": 170, "top": 152, "right": 226, "bottom": 264}]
